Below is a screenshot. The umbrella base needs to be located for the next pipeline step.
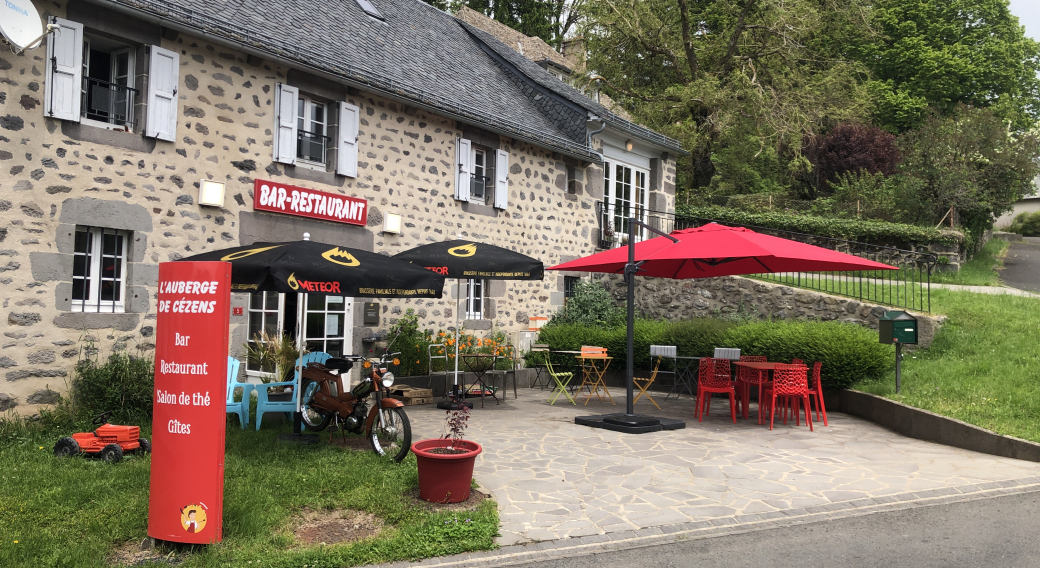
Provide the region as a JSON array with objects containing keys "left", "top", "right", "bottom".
[
  {"left": 276, "top": 433, "right": 320, "bottom": 445},
  {"left": 437, "top": 400, "right": 474, "bottom": 410},
  {"left": 575, "top": 413, "right": 686, "bottom": 434}
]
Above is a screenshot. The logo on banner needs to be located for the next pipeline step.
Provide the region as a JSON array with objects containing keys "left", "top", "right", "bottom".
[
  {"left": 180, "top": 503, "right": 208, "bottom": 533},
  {"left": 287, "top": 272, "right": 342, "bottom": 293},
  {"left": 322, "top": 247, "right": 360, "bottom": 266},
  {"left": 220, "top": 245, "right": 283, "bottom": 261},
  {"left": 448, "top": 244, "right": 477, "bottom": 257}
]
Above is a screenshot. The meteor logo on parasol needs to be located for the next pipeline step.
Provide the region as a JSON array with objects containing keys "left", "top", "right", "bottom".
[
  {"left": 220, "top": 245, "right": 283, "bottom": 261},
  {"left": 287, "top": 272, "right": 342, "bottom": 293},
  {"left": 448, "top": 243, "right": 477, "bottom": 257},
  {"left": 322, "top": 247, "right": 361, "bottom": 266}
]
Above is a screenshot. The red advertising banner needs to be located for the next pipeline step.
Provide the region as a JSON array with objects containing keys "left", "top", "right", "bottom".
[
  {"left": 148, "top": 261, "right": 232, "bottom": 544},
  {"left": 253, "top": 179, "right": 368, "bottom": 226}
]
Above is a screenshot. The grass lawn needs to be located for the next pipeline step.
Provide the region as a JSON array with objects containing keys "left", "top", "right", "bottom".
[
  {"left": 0, "top": 415, "right": 498, "bottom": 568},
  {"left": 854, "top": 288, "right": 1040, "bottom": 442},
  {"left": 929, "top": 238, "right": 1009, "bottom": 286}
]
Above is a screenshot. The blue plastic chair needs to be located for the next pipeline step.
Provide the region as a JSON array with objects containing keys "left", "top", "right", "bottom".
[
  {"left": 255, "top": 351, "right": 330, "bottom": 430},
  {"left": 225, "top": 357, "right": 251, "bottom": 428}
]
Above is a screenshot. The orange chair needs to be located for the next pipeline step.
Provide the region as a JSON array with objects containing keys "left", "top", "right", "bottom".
[
  {"left": 696, "top": 358, "right": 737, "bottom": 423},
  {"left": 807, "top": 361, "right": 828, "bottom": 426},
  {"left": 736, "top": 355, "right": 767, "bottom": 422},
  {"left": 762, "top": 364, "right": 813, "bottom": 431}
]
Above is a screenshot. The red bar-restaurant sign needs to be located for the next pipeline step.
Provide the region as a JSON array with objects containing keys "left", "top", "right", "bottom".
[
  {"left": 253, "top": 179, "right": 368, "bottom": 226},
  {"left": 148, "top": 261, "right": 231, "bottom": 544}
]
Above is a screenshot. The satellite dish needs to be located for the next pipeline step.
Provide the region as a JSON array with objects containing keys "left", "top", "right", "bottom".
[{"left": 0, "top": 0, "right": 44, "bottom": 52}]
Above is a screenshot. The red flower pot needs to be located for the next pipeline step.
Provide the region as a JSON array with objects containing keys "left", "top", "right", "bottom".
[{"left": 411, "top": 439, "right": 482, "bottom": 503}]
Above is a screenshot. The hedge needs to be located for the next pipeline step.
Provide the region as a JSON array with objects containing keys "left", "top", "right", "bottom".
[
  {"left": 537, "top": 318, "right": 890, "bottom": 391},
  {"left": 677, "top": 205, "right": 963, "bottom": 248}
]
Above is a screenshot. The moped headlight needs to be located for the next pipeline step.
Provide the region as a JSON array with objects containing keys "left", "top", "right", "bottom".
[{"left": 381, "top": 372, "right": 395, "bottom": 388}]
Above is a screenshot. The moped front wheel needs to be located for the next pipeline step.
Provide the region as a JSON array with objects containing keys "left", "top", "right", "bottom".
[
  {"left": 300, "top": 379, "right": 333, "bottom": 431},
  {"left": 368, "top": 407, "right": 411, "bottom": 462}
]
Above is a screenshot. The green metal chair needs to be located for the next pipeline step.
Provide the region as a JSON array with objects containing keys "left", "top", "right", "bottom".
[{"left": 546, "top": 353, "right": 575, "bottom": 405}]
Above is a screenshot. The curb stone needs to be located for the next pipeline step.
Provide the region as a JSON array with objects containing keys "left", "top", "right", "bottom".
[{"left": 367, "top": 478, "right": 1040, "bottom": 568}]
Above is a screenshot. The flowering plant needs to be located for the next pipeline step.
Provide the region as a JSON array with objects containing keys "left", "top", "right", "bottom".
[{"left": 443, "top": 403, "right": 470, "bottom": 448}]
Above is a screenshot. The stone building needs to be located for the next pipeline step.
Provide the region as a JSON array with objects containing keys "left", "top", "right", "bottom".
[{"left": 0, "top": 0, "right": 684, "bottom": 411}]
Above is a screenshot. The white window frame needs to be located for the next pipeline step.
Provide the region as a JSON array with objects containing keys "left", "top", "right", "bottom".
[
  {"left": 603, "top": 160, "right": 650, "bottom": 245},
  {"left": 245, "top": 292, "right": 285, "bottom": 378},
  {"left": 464, "top": 279, "right": 485, "bottom": 320},
  {"left": 301, "top": 293, "right": 354, "bottom": 359},
  {"left": 471, "top": 147, "right": 487, "bottom": 201},
  {"left": 80, "top": 37, "right": 137, "bottom": 132},
  {"left": 296, "top": 95, "right": 328, "bottom": 169},
  {"left": 71, "top": 227, "right": 129, "bottom": 313}
]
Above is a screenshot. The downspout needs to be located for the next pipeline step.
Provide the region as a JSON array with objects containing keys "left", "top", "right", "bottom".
[{"left": 586, "top": 114, "right": 607, "bottom": 162}]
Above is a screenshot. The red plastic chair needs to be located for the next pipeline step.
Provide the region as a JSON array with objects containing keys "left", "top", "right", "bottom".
[
  {"left": 806, "top": 361, "right": 828, "bottom": 426},
  {"left": 697, "top": 358, "right": 737, "bottom": 423},
  {"left": 762, "top": 363, "right": 813, "bottom": 431},
  {"left": 736, "top": 355, "right": 767, "bottom": 421},
  {"left": 791, "top": 358, "right": 804, "bottom": 365}
]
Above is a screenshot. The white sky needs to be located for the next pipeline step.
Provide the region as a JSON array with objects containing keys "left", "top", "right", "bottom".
[{"left": 1008, "top": 0, "right": 1040, "bottom": 42}]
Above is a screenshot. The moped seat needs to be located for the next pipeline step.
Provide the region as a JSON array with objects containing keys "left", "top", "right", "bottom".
[{"left": 324, "top": 358, "right": 355, "bottom": 373}]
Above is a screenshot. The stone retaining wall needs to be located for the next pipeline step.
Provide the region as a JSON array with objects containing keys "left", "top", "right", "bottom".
[{"left": 598, "top": 274, "right": 942, "bottom": 348}]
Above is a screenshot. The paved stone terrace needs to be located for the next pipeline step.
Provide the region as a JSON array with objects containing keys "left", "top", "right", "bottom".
[{"left": 405, "top": 390, "right": 1040, "bottom": 547}]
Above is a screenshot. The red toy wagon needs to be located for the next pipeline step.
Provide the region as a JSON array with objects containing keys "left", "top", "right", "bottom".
[{"left": 54, "top": 412, "right": 151, "bottom": 463}]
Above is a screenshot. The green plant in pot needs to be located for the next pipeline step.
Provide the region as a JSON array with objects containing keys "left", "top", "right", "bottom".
[
  {"left": 411, "top": 404, "right": 483, "bottom": 503},
  {"left": 243, "top": 331, "right": 306, "bottom": 399}
]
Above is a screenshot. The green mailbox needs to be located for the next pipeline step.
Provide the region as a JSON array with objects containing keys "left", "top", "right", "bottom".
[{"left": 879, "top": 310, "right": 918, "bottom": 345}]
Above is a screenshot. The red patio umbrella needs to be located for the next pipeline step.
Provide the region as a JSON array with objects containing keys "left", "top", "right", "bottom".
[
  {"left": 550, "top": 223, "right": 896, "bottom": 276},
  {"left": 547, "top": 221, "right": 897, "bottom": 432}
]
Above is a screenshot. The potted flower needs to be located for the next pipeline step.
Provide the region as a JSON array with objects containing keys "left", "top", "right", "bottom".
[
  {"left": 243, "top": 331, "right": 305, "bottom": 401},
  {"left": 411, "top": 405, "right": 482, "bottom": 503}
]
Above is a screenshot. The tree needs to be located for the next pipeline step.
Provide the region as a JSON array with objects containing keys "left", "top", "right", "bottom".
[
  {"left": 581, "top": 0, "right": 872, "bottom": 194},
  {"left": 897, "top": 105, "right": 1040, "bottom": 242},
  {"left": 812, "top": 122, "right": 901, "bottom": 192},
  {"left": 860, "top": 0, "right": 1040, "bottom": 132},
  {"left": 434, "top": 0, "right": 583, "bottom": 49}
]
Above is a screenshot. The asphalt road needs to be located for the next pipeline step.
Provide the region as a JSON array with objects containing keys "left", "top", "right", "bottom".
[
  {"left": 509, "top": 492, "right": 1040, "bottom": 568},
  {"left": 1000, "top": 239, "right": 1040, "bottom": 293}
]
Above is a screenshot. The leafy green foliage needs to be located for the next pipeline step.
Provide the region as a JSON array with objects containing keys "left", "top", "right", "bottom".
[
  {"left": 677, "top": 204, "right": 963, "bottom": 246},
  {"left": 549, "top": 279, "right": 625, "bottom": 327},
  {"left": 539, "top": 317, "right": 889, "bottom": 390},
  {"left": 388, "top": 309, "right": 434, "bottom": 377},
  {"left": 859, "top": 0, "right": 1040, "bottom": 132},
  {"left": 70, "top": 350, "right": 154, "bottom": 425},
  {"left": 1007, "top": 211, "right": 1040, "bottom": 237}
]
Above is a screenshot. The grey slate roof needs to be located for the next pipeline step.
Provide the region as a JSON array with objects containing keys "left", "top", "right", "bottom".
[{"left": 97, "top": 0, "right": 684, "bottom": 159}]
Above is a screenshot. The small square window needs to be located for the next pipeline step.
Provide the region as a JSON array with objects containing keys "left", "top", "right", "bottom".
[
  {"left": 354, "top": 0, "right": 384, "bottom": 20},
  {"left": 72, "top": 226, "right": 128, "bottom": 313},
  {"left": 564, "top": 276, "right": 580, "bottom": 298},
  {"left": 465, "top": 279, "right": 486, "bottom": 320}
]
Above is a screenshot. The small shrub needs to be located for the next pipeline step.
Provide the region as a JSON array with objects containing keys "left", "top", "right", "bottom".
[
  {"left": 549, "top": 279, "right": 625, "bottom": 327},
  {"left": 71, "top": 350, "right": 154, "bottom": 425},
  {"left": 387, "top": 309, "right": 434, "bottom": 377},
  {"left": 1007, "top": 211, "right": 1040, "bottom": 237}
]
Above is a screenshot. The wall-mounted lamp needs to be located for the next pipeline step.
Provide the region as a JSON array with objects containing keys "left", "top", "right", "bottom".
[
  {"left": 383, "top": 212, "right": 402, "bottom": 234},
  {"left": 625, "top": 140, "right": 634, "bottom": 152},
  {"left": 198, "top": 179, "right": 226, "bottom": 207}
]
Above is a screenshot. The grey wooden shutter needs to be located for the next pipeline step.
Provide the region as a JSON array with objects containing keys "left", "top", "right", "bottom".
[
  {"left": 145, "top": 45, "right": 180, "bottom": 141},
  {"left": 336, "top": 101, "right": 359, "bottom": 177},
  {"left": 272, "top": 83, "right": 298, "bottom": 165},
  {"left": 494, "top": 149, "right": 509, "bottom": 209},
  {"left": 454, "top": 138, "right": 472, "bottom": 202},
  {"left": 44, "top": 18, "right": 83, "bottom": 122}
]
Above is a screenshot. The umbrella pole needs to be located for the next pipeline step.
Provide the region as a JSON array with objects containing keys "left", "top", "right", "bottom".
[
  {"left": 454, "top": 279, "right": 461, "bottom": 394},
  {"left": 625, "top": 221, "right": 636, "bottom": 416},
  {"left": 293, "top": 292, "right": 305, "bottom": 435}
]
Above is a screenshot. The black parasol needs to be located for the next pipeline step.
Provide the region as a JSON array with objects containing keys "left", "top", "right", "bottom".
[
  {"left": 392, "top": 240, "right": 544, "bottom": 281},
  {"left": 180, "top": 240, "right": 444, "bottom": 298}
]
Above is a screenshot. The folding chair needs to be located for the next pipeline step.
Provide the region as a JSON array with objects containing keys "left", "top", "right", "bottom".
[
  {"left": 649, "top": 345, "right": 679, "bottom": 398},
  {"left": 428, "top": 343, "right": 463, "bottom": 398},
  {"left": 527, "top": 344, "right": 551, "bottom": 390},
  {"left": 577, "top": 346, "right": 613, "bottom": 404},
  {"left": 485, "top": 344, "right": 518, "bottom": 400},
  {"left": 545, "top": 354, "right": 575, "bottom": 405},
  {"left": 633, "top": 355, "right": 666, "bottom": 410}
]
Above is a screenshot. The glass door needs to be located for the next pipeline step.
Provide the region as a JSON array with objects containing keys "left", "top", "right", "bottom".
[{"left": 303, "top": 294, "right": 354, "bottom": 358}]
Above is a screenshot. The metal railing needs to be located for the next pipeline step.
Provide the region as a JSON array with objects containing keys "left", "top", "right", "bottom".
[
  {"left": 297, "top": 129, "right": 329, "bottom": 164},
  {"left": 594, "top": 202, "right": 936, "bottom": 313},
  {"left": 82, "top": 77, "right": 137, "bottom": 129}
]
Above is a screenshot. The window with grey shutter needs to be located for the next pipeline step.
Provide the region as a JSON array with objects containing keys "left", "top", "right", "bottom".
[
  {"left": 145, "top": 45, "right": 179, "bottom": 141},
  {"left": 455, "top": 137, "right": 472, "bottom": 202},
  {"left": 337, "top": 101, "right": 359, "bottom": 177},
  {"left": 44, "top": 18, "right": 83, "bottom": 122},
  {"left": 273, "top": 83, "right": 299, "bottom": 165},
  {"left": 494, "top": 149, "right": 509, "bottom": 209}
]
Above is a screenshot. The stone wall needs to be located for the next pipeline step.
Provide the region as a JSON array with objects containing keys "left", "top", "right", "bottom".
[
  {"left": 0, "top": 1, "right": 677, "bottom": 412},
  {"left": 598, "top": 274, "right": 942, "bottom": 348}
]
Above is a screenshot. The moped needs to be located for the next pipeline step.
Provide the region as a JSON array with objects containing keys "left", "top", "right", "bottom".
[{"left": 300, "top": 349, "right": 411, "bottom": 461}]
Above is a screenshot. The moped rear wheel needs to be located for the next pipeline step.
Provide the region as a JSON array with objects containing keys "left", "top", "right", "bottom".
[
  {"left": 300, "top": 379, "right": 333, "bottom": 431},
  {"left": 368, "top": 407, "right": 411, "bottom": 462}
]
